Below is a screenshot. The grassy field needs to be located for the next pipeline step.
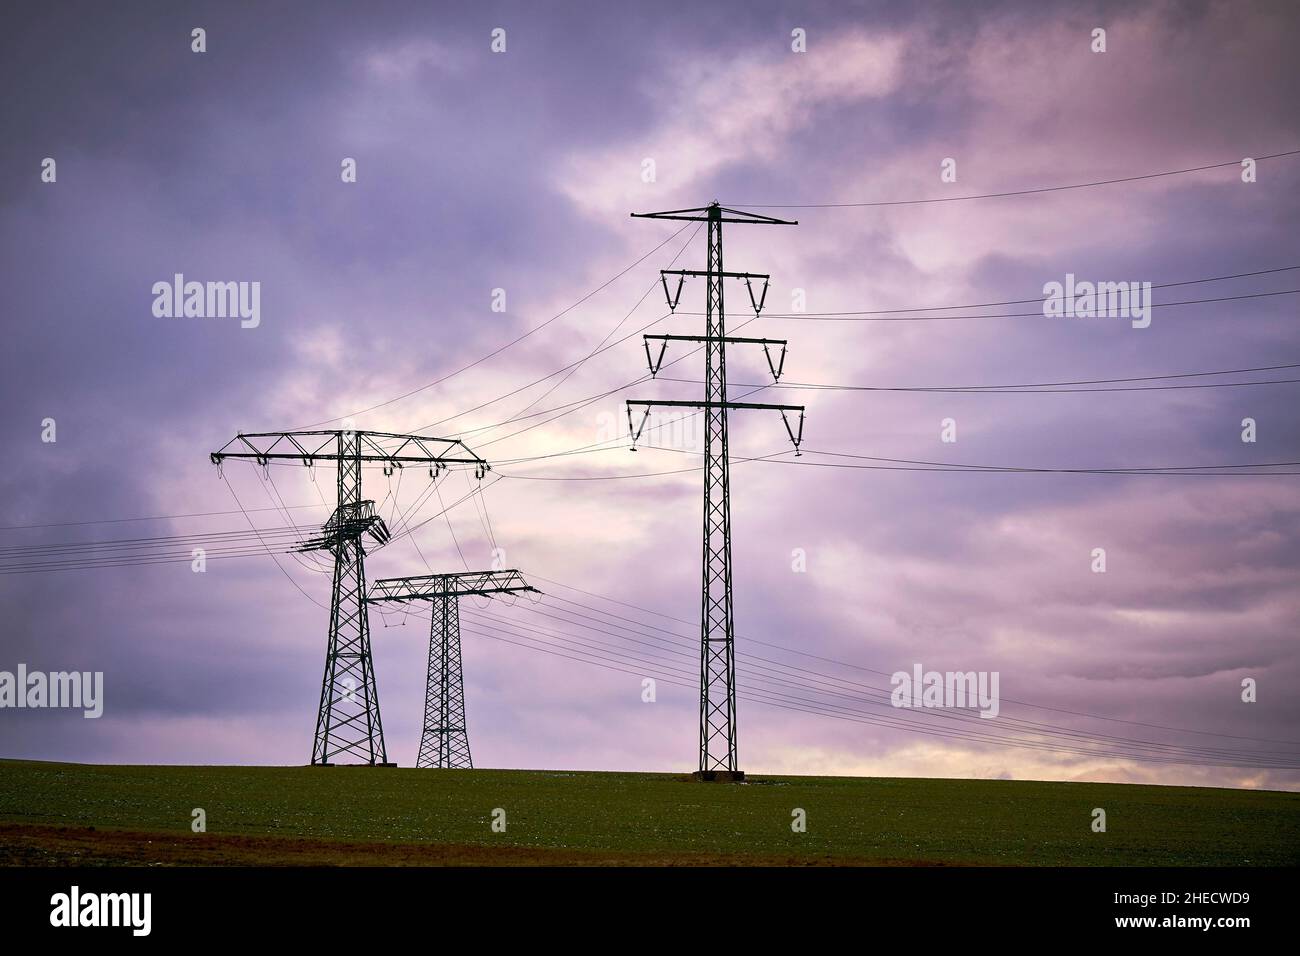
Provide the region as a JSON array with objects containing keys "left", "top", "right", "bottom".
[{"left": 1, "top": 759, "right": 1296, "bottom": 866}]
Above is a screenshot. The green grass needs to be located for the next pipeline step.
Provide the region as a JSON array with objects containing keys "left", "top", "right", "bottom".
[{"left": 1, "top": 759, "right": 1297, "bottom": 865}]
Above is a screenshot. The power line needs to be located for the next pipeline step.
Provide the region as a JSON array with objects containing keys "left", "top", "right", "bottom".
[
  {"left": 452, "top": 612, "right": 1297, "bottom": 769},
  {"left": 495, "top": 453, "right": 784, "bottom": 482},
  {"left": 399, "top": 309, "right": 671, "bottom": 437},
  {"left": 415, "top": 297, "right": 762, "bottom": 450},
  {"left": 794, "top": 449, "right": 1300, "bottom": 476},
  {"left": 434, "top": 475, "right": 472, "bottom": 572},
  {"left": 293, "top": 222, "right": 694, "bottom": 429},
  {"left": 0, "top": 502, "right": 325, "bottom": 533},
  {"left": 729, "top": 148, "right": 1300, "bottom": 208},
  {"left": 406, "top": 293, "right": 764, "bottom": 454},
  {"left": 479, "top": 600, "right": 1295, "bottom": 763},
  {"left": 824, "top": 361, "right": 1300, "bottom": 390},
  {"left": 665, "top": 377, "right": 1300, "bottom": 395},
  {"left": 257, "top": 469, "right": 332, "bottom": 574},
  {"left": 657, "top": 361, "right": 1300, "bottom": 395},
  {"left": 274, "top": 266, "right": 1293, "bottom": 460},
  {"left": 466, "top": 471, "right": 499, "bottom": 556},
  {"left": 97, "top": 496, "right": 1285, "bottom": 768},
  {"left": 0, "top": 548, "right": 311, "bottom": 576},
  {"left": 491, "top": 443, "right": 1300, "bottom": 481},
  {"left": 467, "top": 321, "right": 771, "bottom": 462},
  {"left": 679, "top": 265, "right": 1300, "bottom": 318},
  {"left": 386, "top": 473, "right": 508, "bottom": 545},
  {"left": 0, "top": 468, "right": 497, "bottom": 579},
  {"left": 293, "top": 268, "right": 1296, "bottom": 462},
  {"left": 755, "top": 288, "right": 1299, "bottom": 322},
  {"left": 281, "top": 264, "right": 1299, "bottom": 451},
  {"left": 0, "top": 525, "right": 313, "bottom": 556},
  {"left": 465, "top": 220, "right": 704, "bottom": 445},
  {"left": 526, "top": 574, "right": 1300, "bottom": 746}
]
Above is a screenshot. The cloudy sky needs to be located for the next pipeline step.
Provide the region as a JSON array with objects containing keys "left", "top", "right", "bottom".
[{"left": 2, "top": 0, "right": 1298, "bottom": 790}]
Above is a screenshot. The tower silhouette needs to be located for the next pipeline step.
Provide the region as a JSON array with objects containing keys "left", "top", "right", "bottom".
[
  {"left": 210, "top": 430, "right": 488, "bottom": 765},
  {"left": 627, "top": 203, "right": 803, "bottom": 780},
  {"left": 368, "top": 569, "right": 538, "bottom": 767}
]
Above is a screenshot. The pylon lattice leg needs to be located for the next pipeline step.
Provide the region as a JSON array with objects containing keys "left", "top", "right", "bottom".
[
  {"left": 311, "top": 432, "right": 387, "bottom": 765},
  {"left": 417, "top": 590, "right": 473, "bottom": 768},
  {"left": 699, "top": 205, "right": 739, "bottom": 773}
]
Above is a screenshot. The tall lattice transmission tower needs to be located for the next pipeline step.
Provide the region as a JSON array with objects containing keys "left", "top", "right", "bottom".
[
  {"left": 368, "top": 570, "right": 537, "bottom": 768},
  {"left": 627, "top": 203, "right": 804, "bottom": 781},
  {"left": 210, "top": 430, "right": 488, "bottom": 766}
]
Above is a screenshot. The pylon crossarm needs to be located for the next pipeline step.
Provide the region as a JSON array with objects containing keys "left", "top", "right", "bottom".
[
  {"left": 367, "top": 569, "right": 537, "bottom": 603},
  {"left": 660, "top": 271, "right": 685, "bottom": 312},
  {"left": 210, "top": 430, "right": 487, "bottom": 467},
  {"left": 644, "top": 333, "right": 791, "bottom": 384},
  {"left": 762, "top": 340, "right": 787, "bottom": 382},
  {"left": 643, "top": 334, "right": 784, "bottom": 346},
  {"left": 780, "top": 407, "right": 806, "bottom": 455},
  {"left": 363, "top": 433, "right": 480, "bottom": 465},
  {"left": 661, "top": 269, "right": 771, "bottom": 281},
  {"left": 627, "top": 399, "right": 802, "bottom": 412},
  {"left": 643, "top": 336, "right": 669, "bottom": 377},
  {"left": 626, "top": 403, "right": 651, "bottom": 450},
  {"left": 745, "top": 275, "right": 770, "bottom": 316},
  {"left": 632, "top": 207, "right": 797, "bottom": 226}
]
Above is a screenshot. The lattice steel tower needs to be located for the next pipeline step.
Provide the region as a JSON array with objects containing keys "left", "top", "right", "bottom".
[
  {"left": 210, "top": 430, "right": 488, "bottom": 766},
  {"left": 627, "top": 203, "right": 804, "bottom": 781},
  {"left": 368, "top": 570, "right": 537, "bottom": 768}
]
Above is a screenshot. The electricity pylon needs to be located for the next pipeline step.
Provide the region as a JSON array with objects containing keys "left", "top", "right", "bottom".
[
  {"left": 210, "top": 430, "right": 489, "bottom": 766},
  {"left": 368, "top": 570, "right": 538, "bottom": 767},
  {"left": 627, "top": 203, "right": 804, "bottom": 782}
]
